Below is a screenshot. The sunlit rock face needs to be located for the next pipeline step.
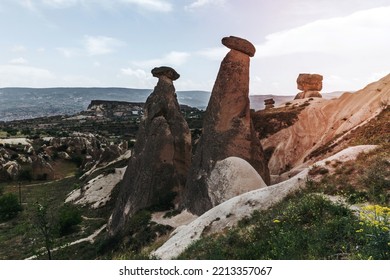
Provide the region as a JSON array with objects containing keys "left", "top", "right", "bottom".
[{"left": 183, "top": 36, "right": 270, "bottom": 216}]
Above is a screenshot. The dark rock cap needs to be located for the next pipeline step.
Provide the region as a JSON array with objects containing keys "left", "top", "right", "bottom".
[
  {"left": 151, "top": 66, "right": 180, "bottom": 81},
  {"left": 264, "top": 98, "right": 275, "bottom": 104},
  {"left": 222, "top": 36, "right": 256, "bottom": 57}
]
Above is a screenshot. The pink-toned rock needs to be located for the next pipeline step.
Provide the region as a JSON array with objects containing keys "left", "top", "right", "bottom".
[
  {"left": 222, "top": 36, "right": 256, "bottom": 57},
  {"left": 183, "top": 37, "right": 269, "bottom": 215},
  {"left": 297, "top": 73, "right": 323, "bottom": 91},
  {"left": 294, "top": 91, "right": 322, "bottom": 99},
  {"left": 295, "top": 74, "right": 323, "bottom": 100}
]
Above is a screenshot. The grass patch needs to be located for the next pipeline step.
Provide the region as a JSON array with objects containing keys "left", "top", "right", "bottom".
[
  {"left": 178, "top": 192, "right": 389, "bottom": 260},
  {"left": 0, "top": 176, "right": 109, "bottom": 259},
  {"left": 178, "top": 193, "right": 362, "bottom": 260},
  {"left": 308, "top": 145, "right": 389, "bottom": 205},
  {"left": 252, "top": 106, "right": 305, "bottom": 139}
]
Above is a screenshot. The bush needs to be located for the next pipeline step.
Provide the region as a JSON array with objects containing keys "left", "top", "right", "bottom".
[
  {"left": 356, "top": 205, "right": 390, "bottom": 260},
  {"left": 57, "top": 204, "right": 82, "bottom": 236},
  {"left": 178, "top": 193, "right": 361, "bottom": 260},
  {"left": 71, "top": 155, "right": 84, "bottom": 168},
  {"left": 360, "top": 159, "right": 390, "bottom": 204},
  {"left": 0, "top": 193, "right": 22, "bottom": 222},
  {"left": 18, "top": 169, "right": 32, "bottom": 182}
]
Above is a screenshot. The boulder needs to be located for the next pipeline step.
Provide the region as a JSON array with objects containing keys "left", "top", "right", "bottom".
[
  {"left": 151, "top": 66, "right": 180, "bottom": 81},
  {"left": 182, "top": 36, "right": 270, "bottom": 215},
  {"left": 108, "top": 66, "right": 192, "bottom": 237},
  {"left": 66, "top": 167, "right": 127, "bottom": 209},
  {"left": 295, "top": 74, "right": 323, "bottom": 100},
  {"left": 297, "top": 73, "right": 323, "bottom": 91},
  {"left": 58, "top": 151, "right": 71, "bottom": 160},
  {"left": 221, "top": 36, "right": 256, "bottom": 57},
  {"left": 294, "top": 91, "right": 323, "bottom": 99},
  {"left": 207, "top": 157, "right": 267, "bottom": 206},
  {"left": 264, "top": 98, "right": 275, "bottom": 109},
  {"left": 4, "top": 161, "right": 21, "bottom": 180}
]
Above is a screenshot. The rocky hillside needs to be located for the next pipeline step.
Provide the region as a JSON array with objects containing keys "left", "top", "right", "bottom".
[
  {"left": 0, "top": 133, "right": 128, "bottom": 183},
  {"left": 260, "top": 74, "right": 389, "bottom": 177}
]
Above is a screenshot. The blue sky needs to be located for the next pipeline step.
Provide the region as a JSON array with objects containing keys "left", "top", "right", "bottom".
[{"left": 0, "top": 0, "right": 390, "bottom": 95}]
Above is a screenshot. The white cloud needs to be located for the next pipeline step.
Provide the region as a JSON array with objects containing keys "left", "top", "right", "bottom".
[
  {"left": 120, "top": 0, "right": 172, "bottom": 12},
  {"left": 60, "top": 74, "right": 103, "bottom": 86},
  {"left": 16, "top": 0, "right": 173, "bottom": 13},
  {"left": 57, "top": 47, "right": 81, "bottom": 58},
  {"left": 185, "top": 0, "right": 226, "bottom": 10},
  {"left": 0, "top": 65, "right": 55, "bottom": 87},
  {"left": 121, "top": 67, "right": 149, "bottom": 79},
  {"left": 41, "top": 0, "right": 79, "bottom": 8},
  {"left": 133, "top": 51, "right": 190, "bottom": 68},
  {"left": 0, "top": 64, "right": 104, "bottom": 87},
  {"left": 196, "top": 47, "right": 226, "bottom": 61},
  {"left": 9, "top": 57, "right": 28, "bottom": 64},
  {"left": 254, "top": 6, "right": 390, "bottom": 58},
  {"left": 83, "top": 35, "right": 125, "bottom": 56},
  {"left": 11, "top": 45, "right": 27, "bottom": 52},
  {"left": 120, "top": 67, "right": 155, "bottom": 88},
  {"left": 18, "top": 0, "right": 37, "bottom": 11}
]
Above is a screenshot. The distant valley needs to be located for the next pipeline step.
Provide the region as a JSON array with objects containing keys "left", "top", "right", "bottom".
[
  {"left": 0, "top": 87, "right": 347, "bottom": 122},
  {"left": 0, "top": 87, "right": 210, "bottom": 122}
]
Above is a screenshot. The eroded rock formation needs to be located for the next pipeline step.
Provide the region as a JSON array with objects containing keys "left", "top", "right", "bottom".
[
  {"left": 183, "top": 36, "right": 270, "bottom": 215},
  {"left": 295, "top": 73, "right": 323, "bottom": 99},
  {"left": 264, "top": 98, "right": 275, "bottom": 109},
  {"left": 108, "top": 66, "right": 192, "bottom": 236}
]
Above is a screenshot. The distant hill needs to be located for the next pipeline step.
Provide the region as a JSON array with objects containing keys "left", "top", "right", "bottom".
[
  {"left": 0, "top": 87, "right": 346, "bottom": 122},
  {"left": 0, "top": 87, "right": 210, "bottom": 122}
]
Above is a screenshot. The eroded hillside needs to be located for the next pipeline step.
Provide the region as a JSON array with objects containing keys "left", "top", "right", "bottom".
[{"left": 260, "top": 74, "right": 390, "bottom": 176}]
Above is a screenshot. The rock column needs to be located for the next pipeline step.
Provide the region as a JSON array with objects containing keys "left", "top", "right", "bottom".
[
  {"left": 264, "top": 98, "right": 275, "bottom": 109},
  {"left": 183, "top": 36, "right": 270, "bottom": 215},
  {"left": 108, "top": 66, "right": 192, "bottom": 236},
  {"left": 294, "top": 73, "right": 323, "bottom": 99}
]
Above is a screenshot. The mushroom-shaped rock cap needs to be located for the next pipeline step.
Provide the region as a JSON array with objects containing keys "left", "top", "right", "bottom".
[
  {"left": 222, "top": 36, "right": 256, "bottom": 57},
  {"left": 151, "top": 66, "right": 180, "bottom": 81}
]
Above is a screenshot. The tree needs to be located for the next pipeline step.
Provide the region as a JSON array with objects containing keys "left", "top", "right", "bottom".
[
  {"left": 0, "top": 193, "right": 22, "bottom": 222},
  {"left": 57, "top": 204, "right": 82, "bottom": 236},
  {"left": 33, "top": 202, "right": 53, "bottom": 260}
]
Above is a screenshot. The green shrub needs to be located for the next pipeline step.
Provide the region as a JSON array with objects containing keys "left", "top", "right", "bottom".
[
  {"left": 71, "top": 155, "right": 84, "bottom": 168},
  {"left": 356, "top": 205, "right": 390, "bottom": 260},
  {"left": 178, "top": 193, "right": 361, "bottom": 260},
  {"left": 57, "top": 204, "right": 82, "bottom": 236},
  {"left": 18, "top": 169, "right": 32, "bottom": 182},
  {"left": 360, "top": 159, "right": 390, "bottom": 205},
  {"left": 0, "top": 193, "right": 22, "bottom": 221}
]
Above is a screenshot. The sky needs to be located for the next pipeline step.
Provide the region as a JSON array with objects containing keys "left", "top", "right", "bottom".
[{"left": 0, "top": 0, "right": 390, "bottom": 95}]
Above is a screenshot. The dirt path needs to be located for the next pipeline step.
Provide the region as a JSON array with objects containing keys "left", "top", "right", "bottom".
[{"left": 25, "top": 224, "right": 106, "bottom": 260}]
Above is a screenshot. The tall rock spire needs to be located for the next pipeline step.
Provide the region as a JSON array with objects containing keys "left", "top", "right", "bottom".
[
  {"left": 183, "top": 36, "right": 270, "bottom": 215},
  {"left": 108, "top": 66, "right": 192, "bottom": 236}
]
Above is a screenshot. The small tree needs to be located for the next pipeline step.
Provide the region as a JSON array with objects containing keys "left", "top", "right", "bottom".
[
  {"left": 0, "top": 193, "right": 22, "bottom": 222},
  {"left": 33, "top": 202, "right": 53, "bottom": 260},
  {"left": 57, "top": 204, "right": 82, "bottom": 236}
]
